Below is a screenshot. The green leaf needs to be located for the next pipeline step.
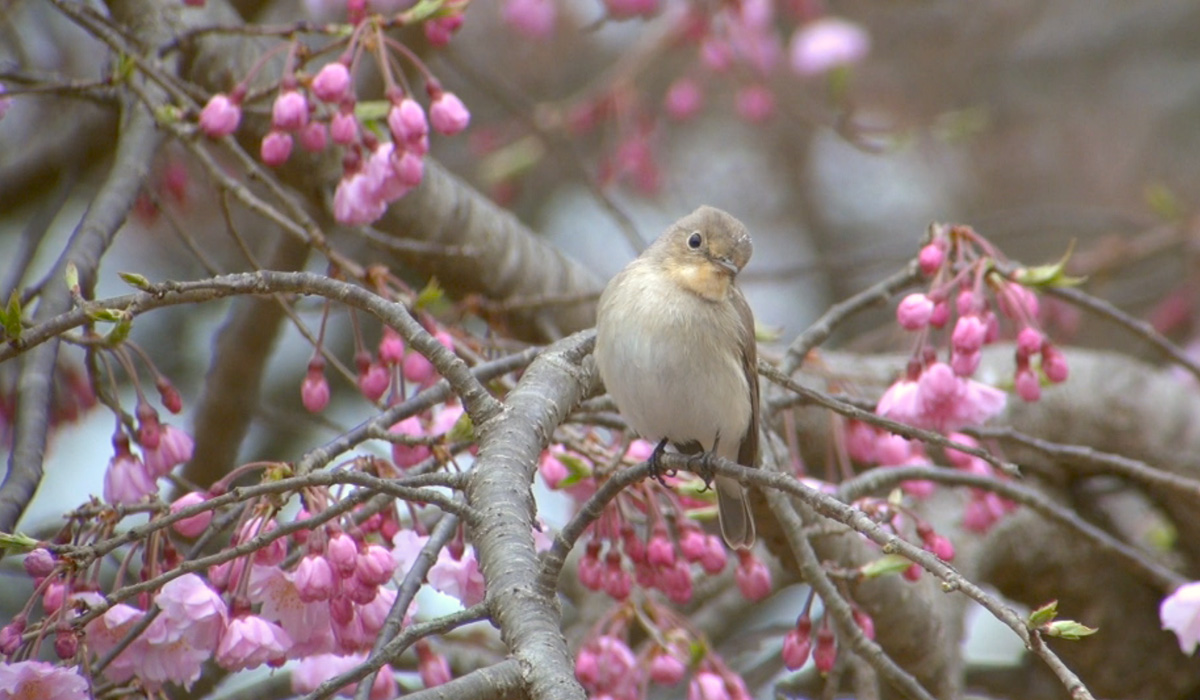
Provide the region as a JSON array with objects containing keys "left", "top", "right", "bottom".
[
  {"left": 446, "top": 412, "right": 474, "bottom": 443},
  {"left": 355, "top": 100, "right": 390, "bottom": 122},
  {"left": 1145, "top": 182, "right": 1182, "bottom": 221},
  {"left": 86, "top": 308, "right": 124, "bottom": 323},
  {"left": 105, "top": 314, "right": 132, "bottom": 346},
  {"left": 554, "top": 452, "right": 593, "bottom": 488},
  {"left": 1028, "top": 600, "right": 1059, "bottom": 628},
  {"left": 119, "top": 272, "right": 152, "bottom": 290},
  {"left": 1011, "top": 240, "right": 1087, "bottom": 288},
  {"left": 1044, "top": 620, "right": 1098, "bottom": 640},
  {"left": 415, "top": 278, "right": 445, "bottom": 311},
  {"left": 2, "top": 291, "right": 21, "bottom": 340},
  {"left": 0, "top": 531, "right": 39, "bottom": 554},
  {"left": 860, "top": 553, "right": 912, "bottom": 578},
  {"left": 399, "top": 0, "right": 445, "bottom": 23}
]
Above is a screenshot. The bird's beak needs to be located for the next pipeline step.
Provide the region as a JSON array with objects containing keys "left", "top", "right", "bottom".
[{"left": 714, "top": 256, "right": 739, "bottom": 275}]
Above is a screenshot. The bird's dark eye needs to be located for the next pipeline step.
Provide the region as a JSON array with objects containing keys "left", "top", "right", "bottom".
[{"left": 687, "top": 232, "right": 703, "bottom": 249}]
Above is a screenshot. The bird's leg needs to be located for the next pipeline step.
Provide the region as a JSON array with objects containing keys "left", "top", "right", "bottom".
[
  {"left": 647, "top": 438, "right": 674, "bottom": 487},
  {"left": 687, "top": 434, "right": 721, "bottom": 492}
]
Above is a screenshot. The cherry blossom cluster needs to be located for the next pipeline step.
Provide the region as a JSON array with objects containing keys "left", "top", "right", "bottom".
[
  {"left": 573, "top": 599, "right": 751, "bottom": 700},
  {"left": 3, "top": 478, "right": 483, "bottom": 698},
  {"left": 538, "top": 439, "right": 772, "bottom": 604},
  {"left": 879, "top": 223, "right": 1070, "bottom": 437},
  {"left": 487, "top": 0, "right": 869, "bottom": 198},
  {"left": 197, "top": 3, "right": 470, "bottom": 227}
]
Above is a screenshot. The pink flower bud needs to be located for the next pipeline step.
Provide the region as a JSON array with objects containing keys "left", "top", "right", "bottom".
[
  {"left": 298, "top": 121, "right": 328, "bottom": 152},
  {"left": 574, "top": 647, "right": 599, "bottom": 686},
  {"left": 301, "top": 355, "right": 330, "bottom": 413},
  {"left": 918, "top": 243, "right": 945, "bottom": 275},
  {"left": 688, "top": 671, "right": 730, "bottom": 700},
  {"left": 358, "top": 361, "right": 389, "bottom": 403},
  {"left": 402, "top": 351, "right": 436, "bottom": 386},
  {"left": 538, "top": 450, "right": 568, "bottom": 488},
  {"left": 394, "top": 149, "right": 424, "bottom": 187},
  {"left": 312, "top": 62, "right": 351, "bottom": 103},
  {"left": 417, "top": 642, "right": 453, "bottom": 688},
  {"left": 327, "top": 533, "right": 359, "bottom": 577},
  {"left": 649, "top": 652, "right": 685, "bottom": 685},
  {"left": 260, "top": 131, "right": 293, "bottom": 167},
  {"left": 24, "top": 548, "right": 55, "bottom": 578},
  {"left": 43, "top": 581, "right": 65, "bottom": 614},
  {"left": 646, "top": 531, "right": 676, "bottom": 568},
  {"left": 896, "top": 293, "right": 935, "bottom": 330},
  {"left": 781, "top": 626, "right": 812, "bottom": 670},
  {"left": 734, "top": 551, "right": 772, "bottom": 601},
  {"left": 1015, "top": 367, "right": 1041, "bottom": 402},
  {"left": 430, "top": 92, "right": 470, "bottom": 135},
  {"left": 853, "top": 608, "right": 876, "bottom": 641},
  {"left": 1016, "top": 327, "right": 1044, "bottom": 357},
  {"left": 928, "top": 300, "right": 950, "bottom": 328},
  {"left": 734, "top": 84, "right": 775, "bottom": 124},
  {"left": 390, "top": 416, "right": 431, "bottom": 469},
  {"left": 272, "top": 90, "right": 309, "bottom": 131},
  {"left": 379, "top": 328, "right": 406, "bottom": 365},
  {"left": 425, "top": 14, "right": 464, "bottom": 47},
  {"left": 388, "top": 98, "right": 428, "bottom": 144},
  {"left": 664, "top": 78, "right": 703, "bottom": 121},
  {"left": 924, "top": 532, "right": 955, "bottom": 561},
  {"left": 903, "top": 563, "right": 922, "bottom": 581},
  {"left": 0, "top": 619, "right": 24, "bottom": 655},
  {"left": 170, "top": 492, "right": 213, "bottom": 537},
  {"left": 603, "top": 553, "right": 632, "bottom": 600},
  {"left": 951, "top": 349, "right": 981, "bottom": 377},
  {"left": 502, "top": 0, "right": 556, "bottom": 39},
  {"left": 952, "top": 315, "right": 987, "bottom": 354},
  {"left": 813, "top": 625, "right": 837, "bottom": 673},
  {"left": 356, "top": 544, "right": 397, "bottom": 587},
  {"left": 199, "top": 93, "right": 241, "bottom": 137},
  {"left": 55, "top": 629, "right": 78, "bottom": 659},
  {"left": 699, "top": 534, "right": 728, "bottom": 574},
  {"left": 1042, "top": 345, "right": 1069, "bottom": 383},
  {"left": 294, "top": 554, "right": 336, "bottom": 602},
  {"left": 678, "top": 526, "right": 706, "bottom": 562},
  {"left": 578, "top": 544, "right": 603, "bottom": 591},
  {"left": 331, "top": 110, "right": 359, "bottom": 145}
]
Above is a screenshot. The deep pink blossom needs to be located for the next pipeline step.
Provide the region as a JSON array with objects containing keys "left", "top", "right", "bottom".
[
  {"left": 1043, "top": 345, "right": 1069, "bottom": 383},
  {"left": 292, "top": 653, "right": 397, "bottom": 700},
  {"left": 425, "top": 14, "right": 464, "bottom": 46},
  {"left": 199, "top": 93, "right": 241, "bottom": 137},
  {"left": 897, "top": 293, "right": 934, "bottom": 330},
  {"left": 951, "top": 315, "right": 987, "bottom": 354},
  {"left": 387, "top": 98, "right": 428, "bottom": 144},
  {"left": 301, "top": 357, "right": 331, "bottom": 413},
  {"left": 813, "top": 625, "right": 837, "bottom": 672},
  {"left": 734, "top": 551, "right": 772, "bottom": 601},
  {"left": 1015, "top": 367, "right": 1041, "bottom": 402},
  {"left": 299, "top": 121, "right": 328, "bottom": 152},
  {"left": 169, "top": 492, "right": 212, "bottom": 537},
  {"left": 918, "top": 243, "right": 945, "bottom": 274},
  {"left": 390, "top": 416, "right": 431, "bottom": 469},
  {"left": 379, "top": 328, "right": 405, "bottom": 365},
  {"left": 418, "top": 641, "right": 453, "bottom": 687},
  {"left": 327, "top": 533, "right": 359, "bottom": 577},
  {"left": 0, "top": 661, "right": 88, "bottom": 700},
  {"left": 312, "top": 63, "right": 351, "bottom": 103}
]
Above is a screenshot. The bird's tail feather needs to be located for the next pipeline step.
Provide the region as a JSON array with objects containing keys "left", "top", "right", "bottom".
[{"left": 715, "top": 476, "right": 755, "bottom": 550}]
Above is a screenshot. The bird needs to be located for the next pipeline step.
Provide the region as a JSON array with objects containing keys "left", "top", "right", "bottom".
[{"left": 594, "top": 205, "right": 760, "bottom": 549}]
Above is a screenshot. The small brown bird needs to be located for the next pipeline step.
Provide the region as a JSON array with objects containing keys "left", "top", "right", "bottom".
[{"left": 594, "top": 206, "right": 759, "bottom": 549}]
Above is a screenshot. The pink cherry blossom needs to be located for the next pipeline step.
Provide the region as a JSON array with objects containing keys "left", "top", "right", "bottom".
[
  {"left": 143, "top": 424, "right": 194, "bottom": 477},
  {"left": 199, "top": 93, "right": 241, "bottom": 137},
  {"left": 417, "top": 641, "right": 453, "bottom": 687},
  {"left": 379, "top": 328, "right": 405, "bottom": 364},
  {"left": 1015, "top": 367, "right": 1041, "bottom": 402},
  {"left": 301, "top": 359, "right": 331, "bottom": 413},
  {"left": 782, "top": 623, "right": 812, "bottom": 670},
  {"left": 248, "top": 565, "right": 335, "bottom": 657},
  {"left": 918, "top": 243, "right": 945, "bottom": 274},
  {"left": 155, "top": 573, "right": 228, "bottom": 649},
  {"left": 734, "top": 551, "right": 772, "bottom": 601},
  {"left": 312, "top": 62, "right": 351, "bottom": 103},
  {"left": 789, "top": 17, "right": 870, "bottom": 77},
  {"left": 916, "top": 362, "right": 1007, "bottom": 431},
  {"left": 216, "top": 614, "right": 293, "bottom": 671},
  {"left": 502, "top": 0, "right": 556, "bottom": 38},
  {"left": 649, "top": 651, "right": 685, "bottom": 685},
  {"left": 688, "top": 671, "right": 730, "bottom": 700},
  {"left": 333, "top": 171, "right": 387, "bottom": 225},
  {"left": 104, "top": 449, "right": 157, "bottom": 505},
  {"left": 429, "top": 547, "right": 485, "bottom": 606},
  {"left": 1161, "top": 581, "right": 1200, "bottom": 653},
  {"left": 430, "top": 92, "right": 470, "bottom": 135},
  {"left": 81, "top": 601, "right": 145, "bottom": 682},
  {"left": 292, "top": 653, "right": 398, "bottom": 700},
  {"left": 1043, "top": 345, "right": 1069, "bottom": 383},
  {"left": 425, "top": 14, "right": 464, "bottom": 46},
  {"left": 355, "top": 544, "right": 397, "bottom": 587},
  {"left": 327, "top": 532, "right": 359, "bottom": 577},
  {"left": 0, "top": 661, "right": 89, "bottom": 700},
  {"left": 23, "top": 548, "right": 55, "bottom": 578}
]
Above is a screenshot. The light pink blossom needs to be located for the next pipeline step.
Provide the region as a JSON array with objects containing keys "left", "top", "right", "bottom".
[
  {"left": 104, "top": 450, "right": 157, "bottom": 505},
  {"left": 216, "top": 614, "right": 292, "bottom": 671},
  {"left": 199, "top": 93, "right": 241, "bottom": 137},
  {"left": 143, "top": 424, "right": 194, "bottom": 477},
  {"left": 502, "top": 0, "right": 556, "bottom": 38},
  {"left": 789, "top": 17, "right": 870, "bottom": 77},
  {"left": 312, "top": 63, "right": 351, "bottom": 103},
  {"left": 1161, "top": 582, "right": 1200, "bottom": 653},
  {"left": 0, "top": 661, "right": 88, "bottom": 700},
  {"left": 272, "top": 90, "right": 309, "bottom": 131},
  {"left": 430, "top": 92, "right": 470, "bottom": 135},
  {"left": 261, "top": 130, "right": 293, "bottom": 167},
  {"left": 429, "top": 547, "right": 485, "bottom": 606}
]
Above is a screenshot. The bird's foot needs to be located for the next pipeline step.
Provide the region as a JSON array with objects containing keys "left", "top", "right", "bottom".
[
  {"left": 687, "top": 452, "right": 716, "bottom": 492},
  {"left": 647, "top": 438, "right": 675, "bottom": 487}
]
